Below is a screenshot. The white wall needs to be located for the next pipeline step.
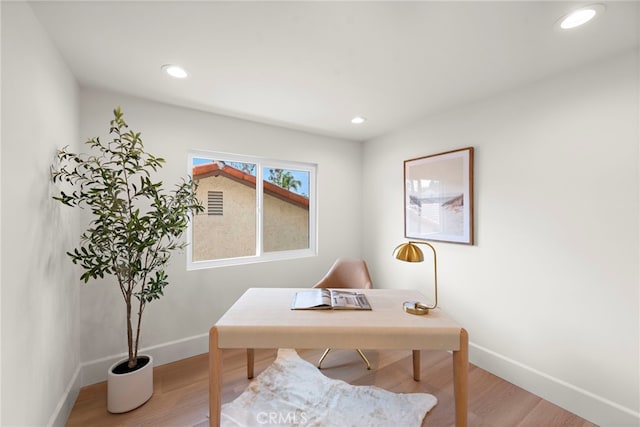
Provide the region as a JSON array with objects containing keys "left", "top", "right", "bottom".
[
  {"left": 77, "top": 89, "right": 364, "bottom": 381},
  {"left": 363, "top": 50, "right": 639, "bottom": 426},
  {"left": 1, "top": 2, "right": 81, "bottom": 426}
]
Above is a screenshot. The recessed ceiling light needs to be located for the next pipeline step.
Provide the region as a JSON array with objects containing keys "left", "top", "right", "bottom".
[
  {"left": 161, "top": 64, "right": 189, "bottom": 79},
  {"left": 351, "top": 116, "right": 367, "bottom": 125},
  {"left": 558, "top": 4, "right": 605, "bottom": 30}
]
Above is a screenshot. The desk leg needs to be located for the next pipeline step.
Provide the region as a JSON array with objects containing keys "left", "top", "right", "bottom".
[
  {"left": 209, "top": 327, "right": 221, "bottom": 427},
  {"left": 247, "top": 348, "right": 255, "bottom": 379},
  {"left": 453, "top": 328, "right": 469, "bottom": 427},
  {"left": 412, "top": 350, "right": 421, "bottom": 381}
]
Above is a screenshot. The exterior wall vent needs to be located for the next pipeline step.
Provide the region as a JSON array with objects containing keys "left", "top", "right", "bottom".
[{"left": 208, "top": 191, "right": 223, "bottom": 216}]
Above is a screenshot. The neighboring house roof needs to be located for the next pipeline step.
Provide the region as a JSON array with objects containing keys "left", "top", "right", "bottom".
[{"left": 193, "top": 162, "right": 309, "bottom": 209}]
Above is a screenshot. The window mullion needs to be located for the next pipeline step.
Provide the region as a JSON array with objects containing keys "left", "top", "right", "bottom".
[{"left": 256, "top": 162, "right": 264, "bottom": 256}]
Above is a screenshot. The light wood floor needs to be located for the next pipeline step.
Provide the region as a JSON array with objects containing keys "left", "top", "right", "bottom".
[{"left": 66, "top": 348, "right": 598, "bottom": 427}]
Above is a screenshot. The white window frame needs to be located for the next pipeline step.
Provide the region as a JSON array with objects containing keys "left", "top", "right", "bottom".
[{"left": 187, "top": 150, "right": 317, "bottom": 270}]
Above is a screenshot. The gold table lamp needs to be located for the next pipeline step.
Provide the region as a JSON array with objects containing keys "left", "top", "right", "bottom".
[{"left": 393, "top": 241, "right": 438, "bottom": 315}]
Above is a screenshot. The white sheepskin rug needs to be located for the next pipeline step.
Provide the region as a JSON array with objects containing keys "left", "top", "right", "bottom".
[{"left": 221, "top": 348, "right": 437, "bottom": 427}]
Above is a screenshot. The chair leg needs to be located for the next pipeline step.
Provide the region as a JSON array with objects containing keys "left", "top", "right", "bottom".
[
  {"left": 356, "top": 349, "right": 371, "bottom": 370},
  {"left": 317, "top": 348, "right": 332, "bottom": 369},
  {"left": 318, "top": 348, "right": 371, "bottom": 370}
]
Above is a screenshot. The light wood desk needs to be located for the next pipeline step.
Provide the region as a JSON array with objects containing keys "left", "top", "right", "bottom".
[{"left": 209, "top": 288, "right": 468, "bottom": 426}]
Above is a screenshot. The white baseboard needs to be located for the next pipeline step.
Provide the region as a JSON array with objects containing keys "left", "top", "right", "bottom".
[
  {"left": 48, "top": 332, "right": 209, "bottom": 426},
  {"left": 81, "top": 332, "right": 210, "bottom": 386},
  {"left": 47, "top": 365, "right": 81, "bottom": 427},
  {"left": 470, "top": 342, "right": 640, "bottom": 427}
]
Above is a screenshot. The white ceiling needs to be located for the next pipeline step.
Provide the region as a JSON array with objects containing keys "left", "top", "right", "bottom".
[{"left": 29, "top": 1, "right": 639, "bottom": 141}]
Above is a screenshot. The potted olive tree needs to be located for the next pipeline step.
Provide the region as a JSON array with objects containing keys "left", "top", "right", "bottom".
[{"left": 51, "top": 107, "right": 204, "bottom": 412}]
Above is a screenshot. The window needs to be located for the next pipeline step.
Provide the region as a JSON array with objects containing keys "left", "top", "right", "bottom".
[{"left": 187, "top": 151, "right": 317, "bottom": 269}]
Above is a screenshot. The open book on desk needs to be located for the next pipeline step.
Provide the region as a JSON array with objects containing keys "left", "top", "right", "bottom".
[{"left": 291, "top": 289, "right": 372, "bottom": 310}]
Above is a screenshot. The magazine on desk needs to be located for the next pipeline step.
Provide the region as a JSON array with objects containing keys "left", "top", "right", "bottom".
[{"left": 291, "top": 289, "right": 372, "bottom": 310}]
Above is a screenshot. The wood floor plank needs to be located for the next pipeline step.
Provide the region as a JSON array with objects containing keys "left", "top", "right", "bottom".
[{"left": 66, "top": 348, "right": 597, "bottom": 427}]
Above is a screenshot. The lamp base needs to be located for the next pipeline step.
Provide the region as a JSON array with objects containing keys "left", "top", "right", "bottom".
[{"left": 403, "top": 300, "right": 430, "bottom": 315}]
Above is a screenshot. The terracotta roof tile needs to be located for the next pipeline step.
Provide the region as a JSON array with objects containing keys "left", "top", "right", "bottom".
[{"left": 193, "top": 162, "right": 309, "bottom": 209}]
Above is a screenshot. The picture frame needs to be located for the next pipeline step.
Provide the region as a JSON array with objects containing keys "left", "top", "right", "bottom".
[{"left": 403, "top": 147, "right": 474, "bottom": 245}]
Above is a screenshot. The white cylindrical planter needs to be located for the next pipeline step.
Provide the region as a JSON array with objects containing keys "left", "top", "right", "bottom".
[{"left": 107, "top": 355, "right": 154, "bottom": 413}]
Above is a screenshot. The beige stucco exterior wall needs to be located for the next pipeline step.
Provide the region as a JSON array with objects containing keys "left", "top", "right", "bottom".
[
  {"left": 263, "top": 192, "right": 309, "bottom": 252},
  {"left": 193, "top": 175, "right": 257, "bottom": 260},
  {"left": 193, "top": 174, "right": 309, "bottom": 260}
]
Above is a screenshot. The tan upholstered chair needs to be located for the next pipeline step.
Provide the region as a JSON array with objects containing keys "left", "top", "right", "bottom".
[{"left": 313, "top": 258, "right": 372, "bottom": 369}]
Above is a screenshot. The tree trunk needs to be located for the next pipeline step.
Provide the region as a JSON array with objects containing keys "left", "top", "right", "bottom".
[
  {"left": 126, "top": 294, "right": 135, "bottom": 369},
  {"left": 133, "top": 298, "right": 145, "bottom": 369}
]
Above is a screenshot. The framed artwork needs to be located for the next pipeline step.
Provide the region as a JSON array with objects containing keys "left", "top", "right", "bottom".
[{"left": 404, "top": 147, "right": 474, "bottom": 245}]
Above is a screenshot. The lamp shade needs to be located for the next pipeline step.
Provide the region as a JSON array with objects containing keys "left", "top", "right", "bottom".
[{"left": 393, "top": 242, "right": 424, "bottom": 263}]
